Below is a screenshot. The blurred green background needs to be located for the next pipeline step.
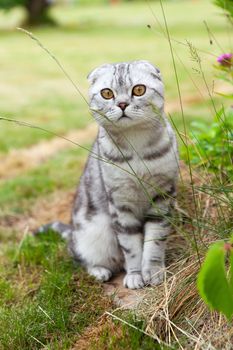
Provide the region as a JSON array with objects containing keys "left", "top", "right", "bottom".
[{"left": 0, "top": 0, "right": 230, "bottom": 153}]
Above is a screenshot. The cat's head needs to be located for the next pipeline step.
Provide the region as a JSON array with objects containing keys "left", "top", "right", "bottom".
[{"left": 87, "top": 60, "right": 164, "bottom": 129}]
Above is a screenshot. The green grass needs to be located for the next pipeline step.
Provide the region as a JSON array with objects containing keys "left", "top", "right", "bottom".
[
  {"left": 0, "top": 231, "right": 112, "bottom": 350},
  {"left": 0, "top": 97, "right": 90, "bottom": 152},
  {"left": 0, "top": 146, "right": 88, "bottom": 214},
  {"left": 89, "top": 314, "right": 165, "bottom": 350}
]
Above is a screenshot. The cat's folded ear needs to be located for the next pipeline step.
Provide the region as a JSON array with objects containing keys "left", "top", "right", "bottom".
[
  {"left": 135, "top": 60, "right": 161, "bottom": 78},
  {"left": 87, "top": 64, "right": 112, "bottom": 84}
]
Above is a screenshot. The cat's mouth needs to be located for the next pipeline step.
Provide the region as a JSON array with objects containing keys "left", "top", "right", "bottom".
[{"left": 118, "top": 113, "right": 131, "bottom": 120}]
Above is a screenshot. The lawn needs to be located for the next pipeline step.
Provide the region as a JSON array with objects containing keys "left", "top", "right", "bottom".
[
  {"left": 0, "top": 0, "right": 232, "bottom": 349},
  {"left": 0, "top": 0, "right": 230, "bottom": 153}
]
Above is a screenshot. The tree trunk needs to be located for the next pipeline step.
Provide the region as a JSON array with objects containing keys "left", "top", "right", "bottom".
[{"left": 25, "top": 0, "right": 55, "bottom": 26}]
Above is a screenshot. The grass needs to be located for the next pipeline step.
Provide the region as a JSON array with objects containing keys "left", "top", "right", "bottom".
[
  {"left": 0, "top": 0, "right": 232, "bottom": 349},
  {"left": 0, "top": 97, "right": 89, "bottom": 153},
  {"left": 0, "top": 231, "right": 113, "bottom": 349},
  {"left": 0, "top": 146, "right": 87, "bottom": 214},
  {"left": 82, "top": 314, "right": 164, "bottom": 350}
]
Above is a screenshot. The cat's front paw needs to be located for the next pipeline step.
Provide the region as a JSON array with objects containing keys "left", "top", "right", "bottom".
[
  {"left": 142, "top": 266, "right": 165, "bottom": 286},
  {"left": 123, "top": 273, "right": 145, "bottom": 289},
  {"left": 88, "top": 266, "right": 112, "bottom": 282}
]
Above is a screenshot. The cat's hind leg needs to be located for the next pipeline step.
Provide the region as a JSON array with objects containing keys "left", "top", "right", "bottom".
[
  {"left": 70, "top": 213, "right": 124, "bottom": 282},
  {"left": 87, "top": 266, "right": 112, "bottom": 282},
  {"left": 36, "top": 220, "right": 115, "bottom": 281}
]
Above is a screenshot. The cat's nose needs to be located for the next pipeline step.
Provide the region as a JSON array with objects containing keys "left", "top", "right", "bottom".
[{"left": 118, "top": 102, "right": 129, "bottom": 111}]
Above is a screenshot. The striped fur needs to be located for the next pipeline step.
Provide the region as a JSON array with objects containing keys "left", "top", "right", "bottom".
[{"left": 38, "top": 60, "right": 179, "bottom": 289}]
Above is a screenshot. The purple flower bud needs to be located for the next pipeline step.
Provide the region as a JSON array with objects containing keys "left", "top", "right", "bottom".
[{"left": 217, "top": 53, "right": 232, "bottom": 67}]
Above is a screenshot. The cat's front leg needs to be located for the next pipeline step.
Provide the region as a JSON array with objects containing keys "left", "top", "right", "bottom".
[
  {"left": 112, "top": 209, "right": 144, "bottom": 289},
  {"left": 142, "top": 209, "right": 171, "bottom": 286}
]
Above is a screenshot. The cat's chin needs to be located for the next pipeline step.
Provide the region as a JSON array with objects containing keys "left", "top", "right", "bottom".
[{"left": 116, "top": 117, "right": 139, "bottom": 128}]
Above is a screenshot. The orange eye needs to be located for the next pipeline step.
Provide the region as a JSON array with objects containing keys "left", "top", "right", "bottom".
[
  {"left": 101, "top": 88, "right": 114, "bottom": 99},
  {"left": 132, "top": 84, "right": 146, "bottom": 97}
]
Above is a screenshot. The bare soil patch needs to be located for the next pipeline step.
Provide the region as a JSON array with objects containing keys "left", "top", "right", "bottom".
[
  {"left": 0, "top": 123, "right": 97, "bottom": 181},
  {"left": 165, "top": 81, "right": 232, "bottom": 114},
  {"left": 26, "top": 189, "right": 75, "bottom": 230},
  {"left": 0, "top": 189, "right": 75, "bottom": 241},
  {"left": 165, "top": 94, "right": 203, "bottom": 113}
]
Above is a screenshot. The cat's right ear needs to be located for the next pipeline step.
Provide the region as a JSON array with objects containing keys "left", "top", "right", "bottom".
[{"left": 87, "top": 64, "right": 111, "bottom": 84}]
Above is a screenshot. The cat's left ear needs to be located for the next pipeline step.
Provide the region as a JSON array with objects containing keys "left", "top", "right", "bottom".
[
  {"left": 87, "top": 64, "right": 111, "bottom": 84},
  {"left": 138, "top": 60, "right": 162, "bottom": 79}
]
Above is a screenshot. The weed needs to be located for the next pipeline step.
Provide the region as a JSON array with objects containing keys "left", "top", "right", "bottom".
[{"left": 182, "top": 107, "right": 233, "bottom": 181}]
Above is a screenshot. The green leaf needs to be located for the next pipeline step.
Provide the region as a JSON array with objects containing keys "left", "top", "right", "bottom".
[
  {"left": 215, "top": 92, "right": 233, "bottom": 99},
  {"left": 213, "top": 0, "right": 233, "bottom": 19},
  {"left": 197, "top": 241, "right": 233, "bottom": 320},
  {"left": 230, "top": 249, "right": 233, "bottom": 293}
]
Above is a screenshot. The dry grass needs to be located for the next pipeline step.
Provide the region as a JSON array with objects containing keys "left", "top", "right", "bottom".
[
  {"left": 135, "top": 163, "right": 233, "bottom": 350},
  {"left": 138, "top": 258, "right": 233, "bottom": 349}
]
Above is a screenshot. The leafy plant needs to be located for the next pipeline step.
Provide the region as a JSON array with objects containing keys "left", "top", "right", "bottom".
[
  {"left": 190, "top": 2, "right": 233, "bottom": 322},
  {"left": 182, "top": 42, "right": 233, "bottom": 180},
  {"left": 182, "top": 108, "right": 233, "bottom": 180},
  {"left": 197, "top": 236, "right": 233, "bottom": 320},
  {"left": 213, "top": 0, "right": 233, "bottom": 18}
]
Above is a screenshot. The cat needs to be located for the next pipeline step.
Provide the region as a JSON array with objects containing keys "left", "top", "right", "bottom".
[{"left": 37, "top": 60, "right": 179, "bottom": 289}]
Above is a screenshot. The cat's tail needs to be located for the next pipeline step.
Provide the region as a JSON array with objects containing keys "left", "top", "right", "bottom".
[{"left": 35, "top": 221, "right": 73, "bottom": 240}]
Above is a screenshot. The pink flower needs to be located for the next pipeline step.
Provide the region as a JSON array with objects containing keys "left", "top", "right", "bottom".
[{"left": 217, "top": 53, "right": 232, "bottom": 67}]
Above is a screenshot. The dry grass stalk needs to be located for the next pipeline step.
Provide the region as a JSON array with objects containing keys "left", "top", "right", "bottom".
[{"left": 136, "top": 163, "right": 233, "bottom": 349}]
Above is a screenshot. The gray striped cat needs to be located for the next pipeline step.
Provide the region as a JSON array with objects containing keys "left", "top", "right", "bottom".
[{"left": 38, "top": 60, "right": 179, "bottom": 289}]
